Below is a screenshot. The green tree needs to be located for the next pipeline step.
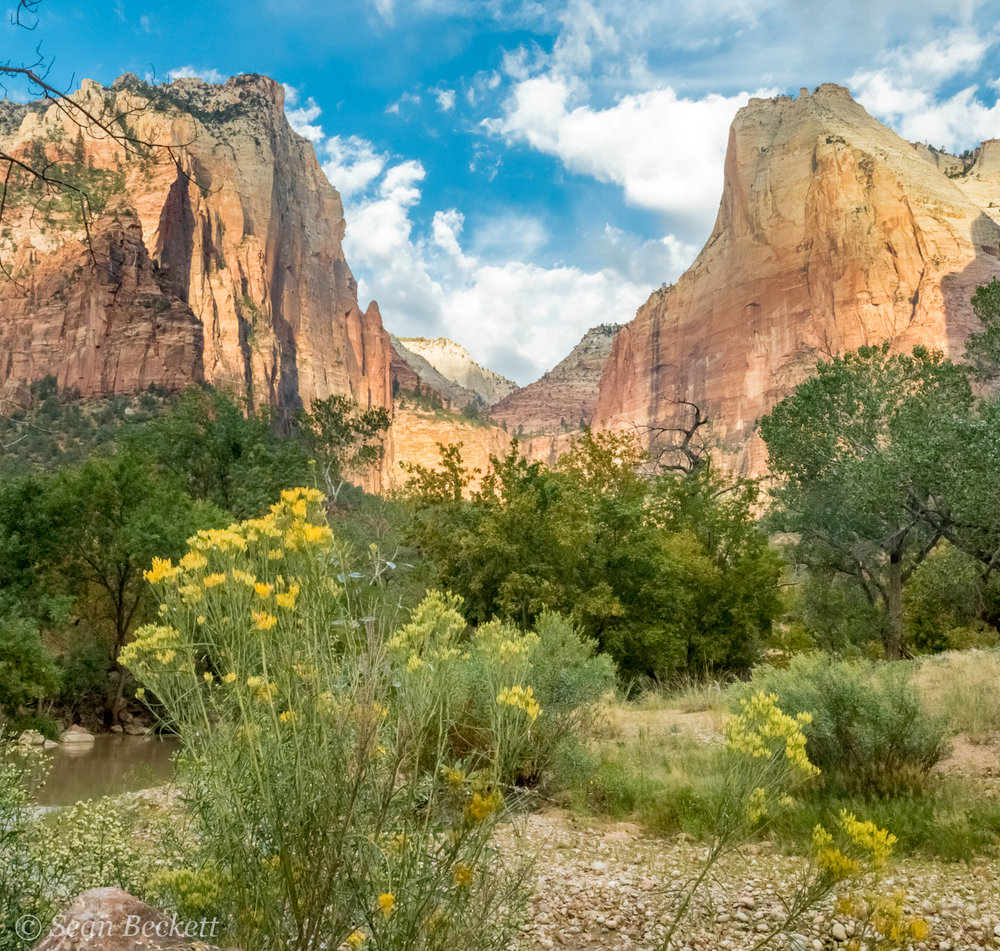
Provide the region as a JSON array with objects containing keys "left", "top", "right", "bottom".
[
  {"left": 760, "top": 344, "right": 973, "bottom": 659},
  {"left": 299, "top": 394, "right": 391, "bottom": 502},
  {"left": 138, "top": 386, "right": 310, "bottom": 517},
  {"left": 42, "top": 447, "right": 223, "bottom": 716},
  {"left": 960, "top": 278, "right": 1000, "bottom": 380},
  {"left": 405, "top": 432, "right": 782, "bottom": 681}
]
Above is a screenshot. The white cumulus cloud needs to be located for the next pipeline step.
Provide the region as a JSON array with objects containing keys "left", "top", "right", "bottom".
[
  {"left": 166, "top": 65, "right": 227, "bottom": 84},
  {"left": 487, "top": 75, "right": 772, "bottom": 232}
]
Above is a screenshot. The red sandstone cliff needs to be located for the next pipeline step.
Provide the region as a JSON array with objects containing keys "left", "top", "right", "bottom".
[
  {"left": 593, "top": 84, "right": 1000, "bottom": 473},
  {"left": 0, "top": 74, "right": 392, "bottom": 412},
  {"left": 491, "top": 324, "right": 621, "bottom": 435}
]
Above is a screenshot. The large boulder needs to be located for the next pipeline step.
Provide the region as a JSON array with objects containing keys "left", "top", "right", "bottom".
[
  {"left": 31, "top": 888, "right": 235, "bottom": 950},
  {"left": 58, "top": 725, "right": 95, "bottom": 746}
]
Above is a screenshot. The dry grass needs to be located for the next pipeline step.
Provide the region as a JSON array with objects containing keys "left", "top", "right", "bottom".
[{"left": 913, "top": 649, "right": 1000, "bottom": 744}]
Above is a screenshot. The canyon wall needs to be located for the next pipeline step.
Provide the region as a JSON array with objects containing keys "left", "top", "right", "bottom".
[
  {"left": 593, "top": 85, "right": 1000, "bottom": 473},
  {"left": 0, "top": 74, "right": 392, "bottom": 413}
]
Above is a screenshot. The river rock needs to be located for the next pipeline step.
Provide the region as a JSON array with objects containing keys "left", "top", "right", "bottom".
[
  {"left": 18, "top": 730, "right": 45, "bottom": 746},
  {"left": 110, "top": 724, "right": 124, "bottom": 734},
  {"left": 124, "top": 724, "right": 149, "bottom": 736},
  {"left": 43, "top": 740, "right": 59, "bottom": 749},
  {"left": 31, "top": 888, "right": 237, "bottom": 950},
  {"left": 59, "top": 725, "right": 95, "bottom": 745}
]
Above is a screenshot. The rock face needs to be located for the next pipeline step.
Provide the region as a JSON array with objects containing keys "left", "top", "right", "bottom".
[
  {"left": 0, "top": 74, "right": 392, "bottom": 413},
  {"left": 31, "top": 888, "right": 234, "bottom": 950},
  {"left": 394, "top": 337, "right": 516, "bottom": 406},
  {"left": 389, "top": 335, "right": 486, "bottom": 408},
  {"left": 491, "top": 324, "right": 621, "bottom": 435},
  {"left": 381, "top": 404, "right": 513, "bottom": 494},
  {"left": 594, "top": 84, "right": 1000, "bottom": 473}
]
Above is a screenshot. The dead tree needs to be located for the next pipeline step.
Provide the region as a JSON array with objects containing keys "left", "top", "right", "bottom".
[{"left": 637, "top": 400, "right": 711, "bottom": 475}]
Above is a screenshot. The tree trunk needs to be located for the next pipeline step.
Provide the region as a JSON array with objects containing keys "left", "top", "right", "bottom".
[{"left": 885, "top": 551, "right": 905, "bottom": 660}]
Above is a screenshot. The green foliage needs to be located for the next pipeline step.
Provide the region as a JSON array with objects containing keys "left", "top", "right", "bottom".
[
  {"left": 746, "top": 655, "right": 949, "bottom": 795},
  {"left": 298, "top": 394, "right": 390, "bottom": 502},
  {"left": 389, "top": 593, "right": 614, "bottom": 787},
  {"left": 137, "top": 386, "right": 311, "bottom": 518},
  {"left": 961, "top": 278, "right": 1000, "bottom": 380},
  {"left": 761, "top": 343, "right": 974, "bottom": 659},
  {"left": 43, "top": 446, "right": 225, "bottom": 662},
  {"left": 0, "top": 615, "right": 60, "bottom": 718},
  {"left": 905, "top": 544, "right": 998, "bottom": 653},
  {"left": 404, "top": 433, "right": 782, "bottom": 683},
  {"left": 0, "top": 745, "right": 51, "bottom": 951},
  {"left": 785, "top": 572, "right": 887, "bottom": 656}
]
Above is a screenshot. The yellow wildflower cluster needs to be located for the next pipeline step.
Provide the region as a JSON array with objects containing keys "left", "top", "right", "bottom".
[
  {"left": 275, "top": 582, "right": 300, "bottom": 609},
  {"left": 346, "top": 930, "right": 366, "bottom": 948},
  {"left": 464, "top": 789, "right": 502, "bottom": 824},
  {"left": 496, "top": 685, "right": 541, "bottom": 721},
  {"left": 453, "top": 863, "right": 474, "bottom": 888},
  {"left": 725, "top": 692, "right": 819, "bottom": 780},
  {"left": 190, "top": 526, "right": 248, "bottom": 554},
  {"left": 203, "top": 573, "right": 227, "bottom": 588},
  {"left": 378, "top": 893, "right": 395, "bottom": 918},
  {"left": 407, "top": 654, "right": 425, "bottom": 673},
  {"left": 255, "top": 582, "right": 274, "bottom": 599},
  {"left": 145, "top": 557, "right": 182, "bottom": 584},
  {"left": 441, "top": 766, "right": 466, "bottom": 788},
  {"left": 231, "top": 569, "right": 256, "bottom": 587},
  {"left": 812, "top": 810, "right": 898, "bottom": 884},
  {"left": 279, "top": 710, "right": 298, "bottom": 725},
  {"left": 839, "top": 810, "right": 897, "bottom": 869},
  {"left": 179, "top": 551, "right": 208, "bottom": 571},
  {"left": 252, "top": 609, "right": 278, "bottom": 631},
  {"left": 119, "top": 625, "right": 184, "bottom": 669}
]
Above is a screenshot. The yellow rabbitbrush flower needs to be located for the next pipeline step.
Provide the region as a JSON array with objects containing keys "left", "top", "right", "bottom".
[
  {"left": 464, "top": 789, "right": 502, "bottom": 824},
  {"left": 252, "top": 609, "right": 278, "bottom": 631},
  {"left": 378, "top": 893, "right": 395, "bottom": 918},
  {"left": 179, "top": 550, "right": 208, "bottom": 572},
  {"left": 838, "top": 810, "right": 897, "bottom": 869},
  {"left": 453, "top": 863, "right": 474, "bottom": 888},
  {"left": 223, "top": 672, "right": 237, "bottom": 684},
  {"left": 255, "top": 582, "right": 273, "bottom": 599},
  {"left": 279, "top": 710, "right": 298, "bottom": 725},
  {"left": 119, "top": 625, "right": 183, "bottom": 669},
  {"left": 346, "top": 931, "right": 366, "bottom": 949},
  {"left": 145, "top": 557, "right": 181, "bottom": 584},
  {"left": 203, "top": 573, "right": 227, "bottom": 588},
  {"left": 496, "top": 685, "right": 541, "bottom": 721},
  {"left": 231, "top": 569, "right": 256, "bottom": 587},
  {"left": 275, "top": 582, "right": 300, "bottom": 609},
  {"left": 725, "top": 691, "right": 819, "bottom": 780},
  {"left": 189, "top": 526, "right": 247, "bottom": 554}
]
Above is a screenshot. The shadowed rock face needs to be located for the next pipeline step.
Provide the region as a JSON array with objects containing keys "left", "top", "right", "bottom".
[
  {"left": 0, "top": 73, "right": 392, "bottom": 413},
  {"left": 593, "top": 84, "right": 1000, "bottom": 474}
]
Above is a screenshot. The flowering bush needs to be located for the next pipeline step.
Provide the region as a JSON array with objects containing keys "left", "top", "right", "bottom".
[
  {"left": 124, "top": 489, "right": 530, "bottom": 951},
  {"left": 388, "top": 593, "right": 614, "bottom": 788}
]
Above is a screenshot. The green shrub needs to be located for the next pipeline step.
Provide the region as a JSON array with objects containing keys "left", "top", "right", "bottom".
[
  {"left": 390, "top": 596, "right": 614, "bottom": 787},
  {"left": 124, "top": 489, "right": 531, "bottom": 951},
  {"left": 746, "top": 654, "right": 949, "bottom": 794},
  {"left": 0, "top": 743, "right": 52, "bottom": 951}
]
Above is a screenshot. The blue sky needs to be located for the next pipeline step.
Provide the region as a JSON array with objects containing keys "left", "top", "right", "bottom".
[{"left": 5, "top": 0, "right": 1000, "bottom": 382}]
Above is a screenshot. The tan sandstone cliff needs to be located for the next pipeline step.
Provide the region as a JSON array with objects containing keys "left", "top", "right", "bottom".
[
  {"left": 0, "top": 74, "right": 392, "bottom": 413},
  {"left": 593, "top": 84, "right": 1000, "bottom": 473},
  {"left": 394, "top": 337, "right": 516, "bottom": 407}
]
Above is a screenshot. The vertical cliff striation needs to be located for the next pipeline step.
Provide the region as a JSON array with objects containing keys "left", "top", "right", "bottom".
[
  {"left": 594, "top": 84, "right": 1000, "bottom": 472},
  {"left": 0, "top": 74, "right": 392, "bottom": 412}
]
